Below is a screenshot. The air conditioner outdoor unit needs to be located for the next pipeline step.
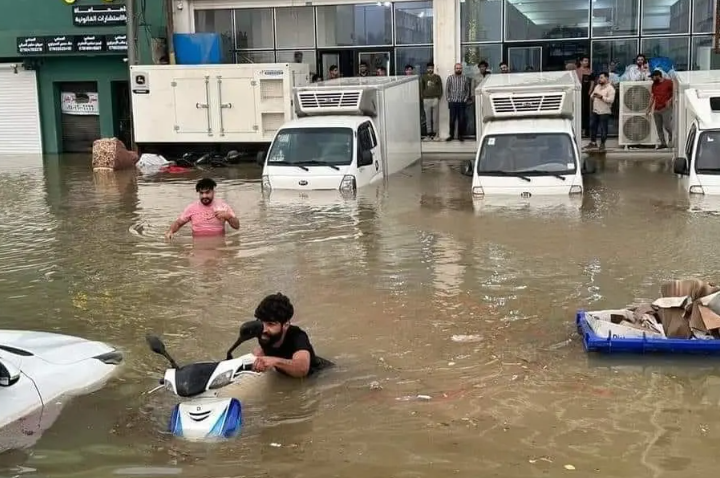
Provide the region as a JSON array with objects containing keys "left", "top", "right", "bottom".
[{"left": 618, "top": 81, "right": 660, "bottom": 147}]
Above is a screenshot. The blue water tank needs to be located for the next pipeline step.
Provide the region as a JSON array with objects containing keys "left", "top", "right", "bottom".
[{"left": 173, "top": 33, "right": 222, "bottom": 64}]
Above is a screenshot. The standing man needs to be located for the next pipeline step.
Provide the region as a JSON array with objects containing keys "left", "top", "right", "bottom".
[
  {"left": 165, "top": 178, "right": 239, "bottom": 240},
  {"left": 358, "top": 62, "right": 370, "bottom": 77},
  {"left": 376, "top": 66, "right": 387, "bottom": 76},
  {"left": 499, "top": 61, "right": 509, "bottom": 73},
  {"left": 584, "top": 72, "right": 616, "bottom": 151},
  {"left": 419, "top": 61, "right": 443, "bottom": 141},
  {"left": 328, "top": 65, "right": 340, "bottom": 80},
  {"left": 445, "top": 62, "right": 471, "bottom": 142},
  {"left": 404, "top": 64, "right": 415, "bottom": 75},
  {"left": 648, "top": 69, "right": 674, "bottom": 149}
]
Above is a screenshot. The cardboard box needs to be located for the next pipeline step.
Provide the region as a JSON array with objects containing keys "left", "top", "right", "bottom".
[{"left": 586, "top": 310, "right": 665, "bottom": 339}]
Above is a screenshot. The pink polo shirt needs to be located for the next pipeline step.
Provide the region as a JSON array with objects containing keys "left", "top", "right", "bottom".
[{"left": 179, "top": 199, "right": 235, "bottom": 236}]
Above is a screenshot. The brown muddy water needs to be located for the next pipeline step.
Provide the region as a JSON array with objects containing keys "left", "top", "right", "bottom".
[{"left": 1, "top": 154, "right": 720, "bottom": 478}]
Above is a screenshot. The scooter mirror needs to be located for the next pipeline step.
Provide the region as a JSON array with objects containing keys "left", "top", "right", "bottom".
[
  {"left": 146, "top": 335, "right": 166, "bottom": 355},
  {"left": 239, "top": 320, "right": 263, "bottom": 342}
]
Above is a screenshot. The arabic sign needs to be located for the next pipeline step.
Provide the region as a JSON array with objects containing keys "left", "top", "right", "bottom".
[
  {"left": 16, "top": 35, "right": 127, "bottom": 55},
  {"left": 60, "top": 92, "right": 100, "bottom": 116},
  {"left": 72, "top": 4, "right": 127, "bottom": 27}
]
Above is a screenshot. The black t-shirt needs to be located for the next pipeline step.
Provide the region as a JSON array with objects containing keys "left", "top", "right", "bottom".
[{"left": 260, "top": 325, "right": 325, "bottom": 376}]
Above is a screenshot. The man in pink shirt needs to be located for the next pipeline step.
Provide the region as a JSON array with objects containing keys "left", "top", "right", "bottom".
[{"left": 164, "top": 178, "right": 239, "bottom": 240}]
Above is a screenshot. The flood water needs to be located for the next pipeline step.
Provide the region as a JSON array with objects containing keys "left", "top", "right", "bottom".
[{"left": 2, "top": 154, "right": 720, "bottom": 478}]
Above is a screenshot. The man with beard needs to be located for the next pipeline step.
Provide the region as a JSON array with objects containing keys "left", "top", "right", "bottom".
[
  {"left": 251, "top": 292, "right": 330, "bottom": 378},
  {"left": 164, "top": 177, "right": 239, "bottom": 240}
]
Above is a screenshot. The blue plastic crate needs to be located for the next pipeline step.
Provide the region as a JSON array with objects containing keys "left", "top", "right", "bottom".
[{"left": 575, "top": 309, "right": 720, "bottom": 355}]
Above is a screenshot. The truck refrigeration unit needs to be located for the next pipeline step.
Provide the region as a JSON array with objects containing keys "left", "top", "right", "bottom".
[
  {"left": 462, "top": 71, "right": 595, "bottom": 198},
  {"left": 129, "top": 63, "right": 309, "bottom": 161},
  {"left": 671, "top": 70, "right": 720, "bottom": 196},
  {"left": 259, "top": 76, "right": 422, "bottom": 193}
]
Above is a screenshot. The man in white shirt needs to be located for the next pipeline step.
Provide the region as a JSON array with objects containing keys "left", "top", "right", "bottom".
[{"left": 584, "top": 72, "right": 616, "bottom": 151}]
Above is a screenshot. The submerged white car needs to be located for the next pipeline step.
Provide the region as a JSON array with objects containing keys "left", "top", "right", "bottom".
[{"left": 0, "top": 330, "right": 123, "bottom": 448}]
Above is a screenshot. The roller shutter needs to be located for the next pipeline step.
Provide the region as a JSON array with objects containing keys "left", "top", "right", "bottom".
[
  {"left": 0, "top": 64, "right": 42, "bottom": 154},
  {"left": 59, "top": 82, "right": 101, "bottom": 153}
]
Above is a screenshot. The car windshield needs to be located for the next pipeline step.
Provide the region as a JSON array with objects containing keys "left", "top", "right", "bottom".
[
  {"left": 267, "top": 127, "right": 354, "bottom": 166},
  {"left": 695, "top": 130, "right": 720, "bottom": 173},
  {"left": 477, "top": 133, "right": 577, "bottom": 175}
]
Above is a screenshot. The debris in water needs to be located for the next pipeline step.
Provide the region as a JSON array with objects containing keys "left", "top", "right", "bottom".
[
  {"left": 451, "top": 334, "right": 482, "bottom": 343},
  {"left": 564, "top": 464, "right": 576, "bottom": 470},
  {"left": 396, "top": 394, "right": 432, "bottom": 401},
  {"left": 369, "top": 381, "right": 383, "bottom": 390},
  {"left": 270, "top": 443, "right": 282, "bottom": 448}
]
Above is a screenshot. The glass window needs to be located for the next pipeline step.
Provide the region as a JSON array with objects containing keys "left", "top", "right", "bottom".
[
  {"left": 461, "top": 43, "right": 503, "bottom": 75},
  {"left": 460, "top": 0, "right": 502, "bottom": 43},
  {"left": 592, "top": 0, "right": 639, "bottom": 37},
  {"left": 235, "top": 51, "right": 275, "bottom": 63},
  {"left": 504, "top": 0, "right": 589, "bottom": 41},
  {"left": 477, "top": 133, "right": 577, "bottom": 175},
  {"left": 267, "top": 127, "right": 355, "bottom": 166},
  {"left": 276, "top": 50, "right": 318, "bottom": 76},
  {"left": 194, "top": 9, "right": 235, "bottom": 63},
  {"left": 275, "top": 7, "right": 315, "bottom": 49},
  {"left": 591, "top": 39, "right": 639, "bottom": 77},
  {"left": 691, "top": 36, "right": 714, "bottom": 70},
  {"left": 640, "top": 0, "right": 690, "bottom": 35},
  {"left": 641, "top": 36, "right": 690, "bottom": 71},
  {"left": 316, "top": 4, "right": 392, "bottom": 47},
  {"left": 395, "top": 47, "right": 433, "bottom": 75},
  {"left": 395, "top": 2, "right": 433, "bottom": 45},
  {"left": 234, "top": 8, "right": 274, "bottom": 49},
  {"left": 693, "top": 0, "right": 715, "bottom": 33},
  {"left": 695, "top": 131, "right": 720, "bottom": 173}
]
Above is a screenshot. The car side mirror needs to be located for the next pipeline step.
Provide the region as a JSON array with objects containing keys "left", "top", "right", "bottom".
[
  {"left": 0, "top": 359, "right": 21, "bottom": 387},
  {"left": 359, "top": 150, "right": 373, "bottom": 167},
  {"left": 461, "top": 159, "right": 474, "bottom": 177},
  {"left": 256, "top": 151, "right": 266, "bottom": 167},
  {"left": 673, "top": 157, "right": 689, "bottom": 176}
]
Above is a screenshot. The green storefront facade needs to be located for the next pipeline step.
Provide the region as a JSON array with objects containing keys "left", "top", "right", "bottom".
[{"left": 0, "top": 0, "right": 166, "bottom": 154}]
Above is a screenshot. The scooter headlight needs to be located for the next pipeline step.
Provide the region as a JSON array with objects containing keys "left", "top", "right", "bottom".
[{"left": 208, "top": 370, "right": 233, "bottom": 390}]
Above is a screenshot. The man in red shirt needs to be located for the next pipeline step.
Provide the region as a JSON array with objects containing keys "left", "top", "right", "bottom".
[{"left": 647, "top": 69, "right": 674, "bottom": 149}]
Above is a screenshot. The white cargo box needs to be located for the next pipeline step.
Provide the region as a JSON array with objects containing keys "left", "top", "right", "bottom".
[{"left": 130, "top": 63, "right": 310, "bottom": 144}]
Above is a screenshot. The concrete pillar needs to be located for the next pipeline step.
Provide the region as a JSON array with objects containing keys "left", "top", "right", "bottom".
[
  {"left": 174, "top": 0, "right": 193, "bottom": 33},
  {"left": 432, "top": 0, "right": 458, "bottom": 140}
]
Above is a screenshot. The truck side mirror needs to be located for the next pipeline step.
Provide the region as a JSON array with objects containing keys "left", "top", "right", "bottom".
[
  {"left": 460, "top": 160, "right": 474, "bottom": 177},
  {"left": 0, "top": 359, "right": 21, "bottom": 387},
  {"left": 256, "top": 151, "right": 266, "bottom": 166},
  {"left": 582, "top": 158, "right": 597, "bottom": 175},
  {"left": 673, "top": 157, "right": 689, "bottom": 176},
  {"left": 359, "top": 150, "right": 373, "bottom": 167}
]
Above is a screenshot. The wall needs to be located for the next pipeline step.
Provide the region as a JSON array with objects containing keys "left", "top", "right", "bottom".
[{"left": 0, "top": 0, "right": 165, "bottom": 63}]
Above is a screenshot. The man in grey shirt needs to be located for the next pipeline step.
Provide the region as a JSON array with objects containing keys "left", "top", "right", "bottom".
[{"left": 445, "top": 63, "right": 472, "bottom": 141}]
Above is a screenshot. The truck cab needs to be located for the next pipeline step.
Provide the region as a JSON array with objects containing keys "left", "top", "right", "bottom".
[
  {"left": 460, "top": 71, "right": 591, "bottom": 199},
  {"left": 260, "top": 116, "right": 382, "bottom": 193},
  {"left": 260, "top": 76, "right": 421, "bottom": 194},
  {"left": 672, "top": 85, "right": 720, "bottom": 195}
]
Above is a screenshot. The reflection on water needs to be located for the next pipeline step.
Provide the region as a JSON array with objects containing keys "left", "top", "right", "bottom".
[{"left": 1, "top": 155, "right": 720, "bottom": 477}]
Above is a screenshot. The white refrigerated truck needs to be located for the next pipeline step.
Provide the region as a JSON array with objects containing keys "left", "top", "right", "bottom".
[
  {"left": 259, "top": 76, "right": 422, "bottom": 192},
  {"left": 129, "top": 63, "right": 309, "bottom": 157},
  {"left": 462, "top": 71, "right": 593, "bottom": 198},
  {"left": 671, "top": 70, "right": 720, "bottom": 195}
]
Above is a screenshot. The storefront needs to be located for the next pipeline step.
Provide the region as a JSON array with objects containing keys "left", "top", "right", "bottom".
[
  {"left": 174, "top": 0, "right": 717, "bottom": 140},
  {"left": 0, "top": 0, "right": 165, "bottom": 155}
]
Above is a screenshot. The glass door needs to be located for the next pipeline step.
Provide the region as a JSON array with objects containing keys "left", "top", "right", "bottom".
[
  {"left": 507, "top": 46, "right": 542, "bottom": 72},
  {"left": 317, "top": 50, "right": 355, "bottom": 79},
  {"left": 358, "top": 51, "right": 392, "bottom": 75}
]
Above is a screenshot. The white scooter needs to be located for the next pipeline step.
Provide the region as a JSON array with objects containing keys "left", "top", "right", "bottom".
[{"left": 145, "top": 320, "right": 264, "bottom": 441}]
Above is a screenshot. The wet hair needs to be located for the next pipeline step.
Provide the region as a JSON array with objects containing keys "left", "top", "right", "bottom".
[
  {"left": 195, "top": 177, "right": 216, "bottom": 192},
  {"left": 254, "top": 293, "right": 294, "bottom": 324}
]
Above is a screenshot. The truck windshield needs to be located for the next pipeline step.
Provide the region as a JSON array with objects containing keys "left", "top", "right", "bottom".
[
  {"left": 695, "top": 130, "right": 720, "bottom": 173},
  {"left": 267, "top": 127, "right": 354, "bottom": 167},
  {"left": 477, "top": 133, "right": 577, "bottom": 176}
]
